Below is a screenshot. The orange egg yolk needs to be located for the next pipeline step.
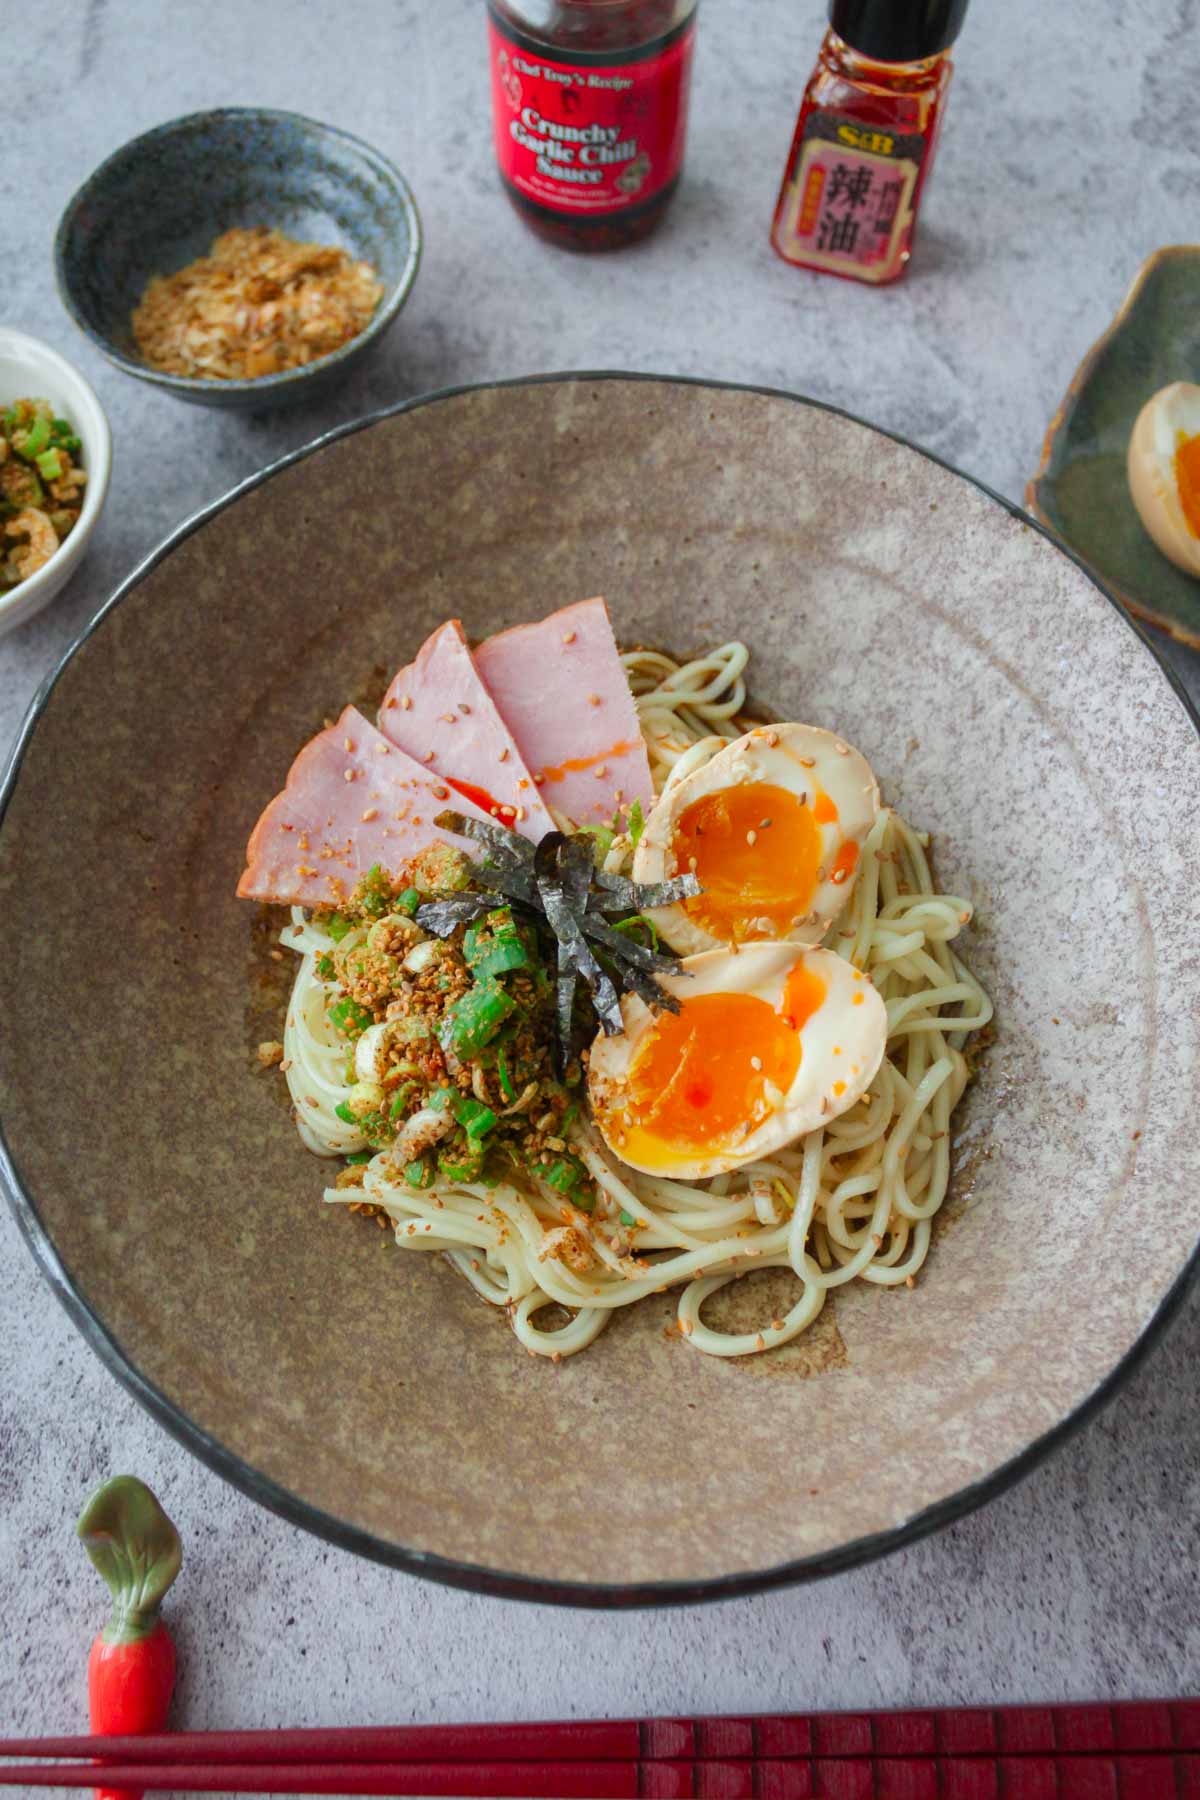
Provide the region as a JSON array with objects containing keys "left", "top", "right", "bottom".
[
  {"left": 1176, "top": 432, "right": 1200, "bottom": 538},
  {"left": 672, "top": 781, "right": 836, "bottom": 941},
  {"left": 615, "top": 961, "right": 827, "bottom": 1166}
]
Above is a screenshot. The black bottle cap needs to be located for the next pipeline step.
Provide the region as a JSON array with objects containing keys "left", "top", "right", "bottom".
[{"left": 829, "top": 0, "right": 968, "bottom": 63}]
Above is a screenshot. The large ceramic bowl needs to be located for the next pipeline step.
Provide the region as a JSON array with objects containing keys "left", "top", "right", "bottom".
[
  {"left": 55, "top": 109, "right": 422, "bottom": 410},
  {"left": 3, "top": 377, "right": 1198, "bottom": 1606}
]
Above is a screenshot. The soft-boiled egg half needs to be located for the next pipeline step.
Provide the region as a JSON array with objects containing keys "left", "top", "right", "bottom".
[
  {"left": 633, "top": 723, "right": 879, "bottom": 956},
  {"left": 588, "top": 943, "right": 887, "bottom": 1181},
  {"left": 1128, "top": 382, "right": 1200, "bottom": 579}
]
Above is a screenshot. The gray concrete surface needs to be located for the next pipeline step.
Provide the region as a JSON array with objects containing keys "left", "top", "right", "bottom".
[{"left": 3, "top": 0, "right": 1199, "bottom": 1765}]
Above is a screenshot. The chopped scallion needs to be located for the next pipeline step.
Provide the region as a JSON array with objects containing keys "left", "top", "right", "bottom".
[
  {"left": 14, "top": 416, "right": 50, "bottom": 461},
  {"left": 439, "top": 980, "right": 515, "bottom": 1058},
  {"left": 328, "top": 996, "right": 373, "bottom": 1038}
]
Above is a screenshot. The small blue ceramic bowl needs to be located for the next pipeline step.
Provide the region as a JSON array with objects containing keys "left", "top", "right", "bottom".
[{"left": 55, "top": 108, "right": 422, "bottom": 410}]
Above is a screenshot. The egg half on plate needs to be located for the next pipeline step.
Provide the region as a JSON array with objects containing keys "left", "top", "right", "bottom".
[
  {"left": 633, "top": 723, "right": 879, "bottom": 955},
  {"left": 1127, "top": 381, "right": 1200, "bottom": 579},
  {"left": 588, "top": 943, "right": 887, "bottom": 1181}
]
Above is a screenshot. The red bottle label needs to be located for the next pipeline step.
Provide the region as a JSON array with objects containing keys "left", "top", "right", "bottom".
[
  {"left": 488, "top": 14, "right": 695, "bottom": 217},
  {"left": 775, "top": 112, "right": 926, "bottom": 281}
]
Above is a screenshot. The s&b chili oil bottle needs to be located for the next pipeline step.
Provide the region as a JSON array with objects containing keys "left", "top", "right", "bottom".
[
  {"left": 771, "top": 0, "right": 968, "bottom": 285},
  {"left": 487, "top": 0, "right": 698, "bottom": 251}
]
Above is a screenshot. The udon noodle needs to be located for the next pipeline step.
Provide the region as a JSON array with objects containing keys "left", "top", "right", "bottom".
[{"left": 282, "top": 644, "right": 992, "bottom": 1358}]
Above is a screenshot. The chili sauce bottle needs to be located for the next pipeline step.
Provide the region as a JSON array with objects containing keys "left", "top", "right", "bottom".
[
  {"left": 771, "top": 0, "right": 968, "bottom": 285},
  {"left": 487, "top": 0, "right": 699, "bottom": 251}
]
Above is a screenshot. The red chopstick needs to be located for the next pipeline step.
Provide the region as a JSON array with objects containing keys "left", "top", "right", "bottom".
[
  {"left": 2, "top": 1754, "right": 1200, "bottom": 1797},
  {"left": 4, "top": 1700, "right": 1199, "bottom": 1766}
]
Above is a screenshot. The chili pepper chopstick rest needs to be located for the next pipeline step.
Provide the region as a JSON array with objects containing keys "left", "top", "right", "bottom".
[{"left": 77, "top": 1475, "right": 182, "bottom": 1800}]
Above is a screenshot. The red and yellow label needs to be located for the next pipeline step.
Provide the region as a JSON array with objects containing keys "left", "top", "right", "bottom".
[
  {"left": 776, "top": 124, "right": 920, "bottom": 282},
  {"left": 488, "top": 14, "right": 695, "bottom": 217}
]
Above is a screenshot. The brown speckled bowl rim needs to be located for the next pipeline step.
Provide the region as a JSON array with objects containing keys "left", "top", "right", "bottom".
[{"left": 4, "top": 372, "right": 1199, "bottom": 1610}]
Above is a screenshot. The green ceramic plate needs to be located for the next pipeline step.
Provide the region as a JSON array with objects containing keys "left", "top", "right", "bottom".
[{"left": 1027, "top": 246, "right": 1200, "bottom": 650}]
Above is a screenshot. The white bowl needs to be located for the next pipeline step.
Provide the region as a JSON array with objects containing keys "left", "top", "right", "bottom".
[{"left": 0, "top": 329, "right": 111, "bottom": 639}]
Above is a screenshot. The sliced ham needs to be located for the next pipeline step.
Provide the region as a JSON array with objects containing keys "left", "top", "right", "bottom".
[
  {"left": 378, "top": 620, "right": 554, "bottom": 842},
  {"left": 237, "top": 705, "right": 488, "bottom": 908},
  {"left": 473, "top": 597, "right": 653, "bottom": 827}
]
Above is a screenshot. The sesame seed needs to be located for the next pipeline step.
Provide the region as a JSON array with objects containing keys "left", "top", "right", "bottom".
[
  {"left": 816, "top": 865, "right": 827, "bottom": 880},
  {"left": 374, "top": 742, "right": 390, "bottom": 754},
  {"left": 750, "top": 1056, "right": 762, "bottom": 1071},
  {"left": 681, "top": 1318, "right": 694, "bottom": 1337},
  {"left": 799, "top": 756, "right": 815, "bottom": 768},
  {"left": 835, "top": 742, "right": 850, "bottom": 755},
  {"left": 441, "top": 713, "right": 456, "bottom": 724},
  {"left": 385, "top": 696, "right": 398, "bottom": 709},
  {"left": 755, "top": 1334, "right": 766, "bottom": 1351},
  {"left": 422, "top": 750, "right": 435, "bottom": 763},
  {"left": 431, "top": 786, "right": 449, "bottom": 800},
  {"left": 498, "top": 748, "right": 510, "bottom": 762},
  {"left": 515, "top": 805, "right": 526, "bottom": 821},
  {"left": 518, "top": 778, "right": 529, "bottom": 790},
  {"left": 765, "top": 730, "right": 779, "bottom": 747},
  {"left": 771, "top": 1319, "right": 784, "bottom": 1332},
  {"left": 746, "top": 829, "right": 757, "bottom": 845},
  {"left": 360, "top": 808, "right": 379, "bottom": 822},
  {"left": 832, "top": 868, "right": 848, "bottom": 885},
  {"left": 400, "top": 695, "right": 413, "bottom": 711},
  {"left": 343, "top": 736, "right": 354, "bottom": 752},
  {"left": 562, "top": 630, "right": 577, "bottom": 644},
  {"left": 594, "top": 763, "right": 609, "bottom": 779},
  {"left": 760, "top": 818, "right": 772, "bottom": 829},
  {"left": 587, "top": 693, "right": 601, "bottom": 706},
  {"left": 343, "top": 769, "right": 356, "bottom": 783}
]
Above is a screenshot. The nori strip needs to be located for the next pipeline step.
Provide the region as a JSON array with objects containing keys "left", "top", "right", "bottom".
[
  {"left": 434, "top": 809, "right": 531, "bottom": 867},
  {"left": 415, "top": 894, "right": 496, "bottom": 937},
  {"left": 589, "top": 867, "right": 701, "bottom": 911},
  {"left": 534, "top": 835, "right": 624, "bottom": 1036},
  {"left": 580, "top": 913, "right": 682, "bottom": 975}
]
